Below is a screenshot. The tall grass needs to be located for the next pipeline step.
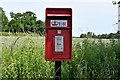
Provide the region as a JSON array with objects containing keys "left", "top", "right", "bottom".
[
  {"left": 63, "top": 39, "right": 120, "bottom": 79},
  {"left": 2, "top": 37, "right": 54, "bottom": 79},
  {"left": 1, "top": 37, "right": 120, "bottom": 79}
]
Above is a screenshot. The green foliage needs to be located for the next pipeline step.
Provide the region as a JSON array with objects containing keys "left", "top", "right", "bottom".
[
  {"left": 2, "top": 37, "right": 54, "bottom": 79},
  {"left": 1, "top": 37, "right": 120, "bottom": 79},
  {"left": 0, "top": 7, "right": 45, "bottom": 35},
  {"left": 8, "top": 11, "right": 40, "bottom": 33},
  {"left": 36, "top": 20, "right": 45, "bottom": 36},
  {"left": 0, "top": 7, "right": 8, "bottom": 32},
  {"left": 80, "top": 31, "right": 120, "bottom": 39}
]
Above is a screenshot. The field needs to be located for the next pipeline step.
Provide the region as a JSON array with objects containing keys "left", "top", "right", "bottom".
[{"left": 0, "top": 36, "right": 120, "bottom": 79}]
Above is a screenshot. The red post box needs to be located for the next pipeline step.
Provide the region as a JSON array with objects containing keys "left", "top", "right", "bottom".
[{"left": 45, "top": 8, "right": 72, "bottom": 61}]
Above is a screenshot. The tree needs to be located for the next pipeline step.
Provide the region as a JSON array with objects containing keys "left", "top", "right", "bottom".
[
  {"left": 117, "top": 31, "right": 120, "bottom": 34},
  {"left": 80, "top": 31, "right": 120, "bottom": 39},
  {"left": 0, "top": 7, "right": 8, "bottom": 32},
  {"left": 9, "top": 11, "right": 38, "bottom": 33},
  {"left": 87, "top": 32, "right": 93, "bottom": 38},
  {"left": 8, "top": 19, "right": 17, "bottom": 32},
  {"left": 92, "top": 33, "right": 97, "bottom": 38},
  {"left": 23, "top": 11, "right": 37, "bottom": 33},
  {"left": 1, "top": 9, "right": 45, "bottom": 35},
  {"left": 36, "top": 20, "right": 45, "bottom": 35},
  {"left": 8, "top": 12, "right": 23, "bottom": 32},
  {"left": 80, "top": 34, "right": 86, "bottom": 38}
]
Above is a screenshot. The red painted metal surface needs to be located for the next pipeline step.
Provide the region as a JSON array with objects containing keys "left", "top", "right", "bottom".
[{"left": 45, "top": 8, "right": 72, "bottom": 61}]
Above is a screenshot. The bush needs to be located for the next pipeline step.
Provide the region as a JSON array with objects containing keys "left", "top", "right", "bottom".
[{"left": 1, "top": 37, "right": 120, "bottom": 79}]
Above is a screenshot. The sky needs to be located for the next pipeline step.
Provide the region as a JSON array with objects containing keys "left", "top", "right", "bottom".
[{"left": 0, "top": 0, "right": 118, "bottom": 37}]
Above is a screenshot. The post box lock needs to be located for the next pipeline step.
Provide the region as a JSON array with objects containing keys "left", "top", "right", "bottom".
[{"left": 58, "top": 30, "right": 61, "bottom": 34}]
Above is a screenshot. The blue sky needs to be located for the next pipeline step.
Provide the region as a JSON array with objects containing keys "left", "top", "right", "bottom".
[{"left": 0, "top": 0, "right": 118, "bottom": 37}]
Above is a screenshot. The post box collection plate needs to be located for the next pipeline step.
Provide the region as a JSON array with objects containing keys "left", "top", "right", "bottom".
[{"left": 55, "top": 36, "right": 64, "bottom": 52}]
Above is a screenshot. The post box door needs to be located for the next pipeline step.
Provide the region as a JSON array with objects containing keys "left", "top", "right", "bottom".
[{"left": 46, "top": 29, "right": 71, "bottom": 60}]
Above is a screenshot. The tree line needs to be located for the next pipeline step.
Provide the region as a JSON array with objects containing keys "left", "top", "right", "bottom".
[
  {"left": 1, "top": 7, "right": 120, "bottom": 38},
  {"left": 0, "top": 7, "right": 45, "bottom": 36},
  {"left": 80, "top": 31, "right": 120, "bottom": 39}
]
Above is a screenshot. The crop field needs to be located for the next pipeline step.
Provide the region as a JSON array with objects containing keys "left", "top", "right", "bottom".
[{"left": 0, "top": 36, "right": 120, "bottom": 79}]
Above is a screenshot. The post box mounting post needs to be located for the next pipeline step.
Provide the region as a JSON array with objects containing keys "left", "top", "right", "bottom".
[
  {"left": 55, "top": 61, "right": 61, "bottom": 80},
  {"left": 45, "top": 8, "right": 72, "bottom": 80}
]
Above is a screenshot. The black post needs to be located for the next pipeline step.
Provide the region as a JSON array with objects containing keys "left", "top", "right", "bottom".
[{"left": 55, "top": 61, "right": 61, "bottom": 80}]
